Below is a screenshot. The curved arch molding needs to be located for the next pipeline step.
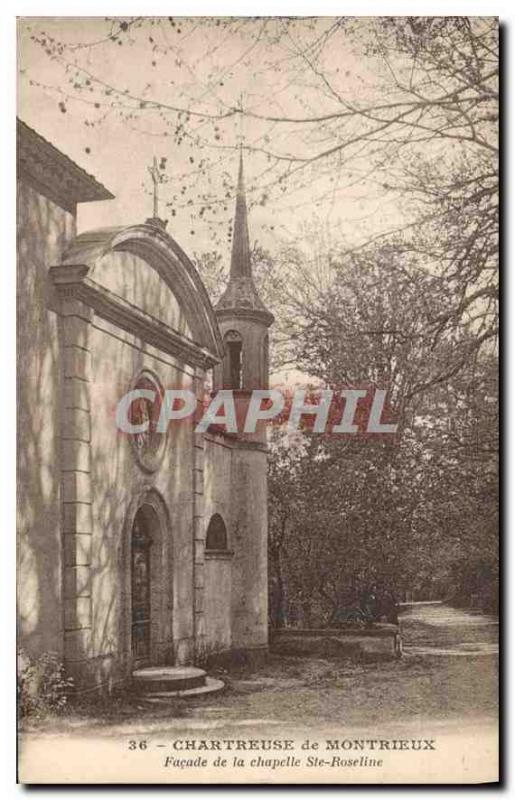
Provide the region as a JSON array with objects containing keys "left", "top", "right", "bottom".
[{"left": 50, "top": 222, "right": 223, "bottom": 369}]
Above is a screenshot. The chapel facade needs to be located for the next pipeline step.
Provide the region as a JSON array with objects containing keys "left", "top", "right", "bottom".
[{"left": 17, "top": 119, "right": 273, "bottom": 690}]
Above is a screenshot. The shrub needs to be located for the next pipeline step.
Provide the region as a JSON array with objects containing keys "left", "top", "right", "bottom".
[{"left": 18, "top": 650, "right": 74, "bottom": 719}]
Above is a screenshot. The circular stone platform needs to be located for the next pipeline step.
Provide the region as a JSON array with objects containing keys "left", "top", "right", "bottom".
[
  {"left": 140, "top": 676, "right": 226, "bottom": 703},
  {"left": 132, "top": 666, "right": 207, "bottom": 693}
]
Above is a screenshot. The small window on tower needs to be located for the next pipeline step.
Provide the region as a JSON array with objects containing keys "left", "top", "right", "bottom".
[
  {"left": 206, "top": 514, "right": 228, "bottom": 551},
  {"left": 224, "top": 330, "right": 243, "bottom": 389}
]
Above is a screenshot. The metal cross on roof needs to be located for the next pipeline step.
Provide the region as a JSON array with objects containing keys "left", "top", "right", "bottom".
[
  {"left": 146, "top": 156, "right": 168, "bottom": 229},
  {"left": 147, "top": 156, "right": 162, "bottom": 219}
]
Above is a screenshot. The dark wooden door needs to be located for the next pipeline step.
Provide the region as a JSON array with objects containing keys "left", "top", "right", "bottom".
[{"left": 131, "top": 512, "right": 152, "bottom": 659}]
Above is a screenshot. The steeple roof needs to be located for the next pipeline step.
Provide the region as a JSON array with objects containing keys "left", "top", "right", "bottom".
[
  {"left": 215, "top": 153, "right": 274, "bottom": 326},
  {"left": 229, "top": 151, "right": 252, "bottom": 279}
]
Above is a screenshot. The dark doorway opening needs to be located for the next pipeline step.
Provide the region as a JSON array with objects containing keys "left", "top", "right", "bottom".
[
  {"left": 223, "top": 330, "right": 243, "bottom": 389},
  {"left": 131, "top": 506, "right": 153, "bottom": 659}
]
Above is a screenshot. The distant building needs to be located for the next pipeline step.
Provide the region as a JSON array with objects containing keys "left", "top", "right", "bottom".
[{"left": 17, "top": 119, "right": 273, "bottom": 690}]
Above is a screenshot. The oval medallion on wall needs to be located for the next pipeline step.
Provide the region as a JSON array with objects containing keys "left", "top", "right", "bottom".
[{"left": 128, "top": 370, "right": 167, "bottom": 473}]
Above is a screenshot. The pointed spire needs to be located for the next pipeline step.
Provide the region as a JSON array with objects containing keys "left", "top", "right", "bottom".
[
  {"left": 230, "top": 150, "right": 252, "bottom": 279},
  {"left": 215, "top": 151, "right": 274, "bottom": 326}
]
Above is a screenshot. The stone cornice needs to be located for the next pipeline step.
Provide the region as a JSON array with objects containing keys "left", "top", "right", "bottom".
[
  {"left": 215, "top": 305, "right": 274, "bottom": 327},
  {"left": 215, "top": 275, "right": 274, "bottom": 327},
  {"left": 50, "top": 265, "right": 220, "bottom": 369},
  {"left": 17, "top": 118, "right": 114, "bottom": 214},
  {"left": 203, "top": 427, "right": 268, "bottom": 451}
]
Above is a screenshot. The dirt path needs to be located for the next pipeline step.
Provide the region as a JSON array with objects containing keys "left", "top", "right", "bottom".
[
  {"left": 400, "top": 601, "right": 499, "bottom": 657},
  {"left": 21, "top": 603, "right": 499, "bottom": 740}
]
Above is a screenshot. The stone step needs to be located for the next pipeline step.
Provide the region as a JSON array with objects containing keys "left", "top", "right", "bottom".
[
  {"left": 132, "top": 666, "right": 207, "bottom": 694},
  {"left": 140, "top": 677, "right": 226, "bottom": 703}
]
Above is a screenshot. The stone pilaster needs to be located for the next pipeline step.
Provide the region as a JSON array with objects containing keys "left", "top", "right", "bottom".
[
  {"left": 192, "top": 367, "right": 206, "bottom": 654},
  {"left": 59, "top": 295, "right": 94, "bottom": 679}
]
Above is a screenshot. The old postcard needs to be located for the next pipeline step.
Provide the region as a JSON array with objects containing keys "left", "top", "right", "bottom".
[{"left": 16, "top": 15, "right": 499, "bottom": 784}]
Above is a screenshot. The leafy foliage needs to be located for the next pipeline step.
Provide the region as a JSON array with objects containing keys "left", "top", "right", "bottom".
[
  {"left": 18, "top": 650, "right": 74, "bottom": 718},
  {"left": 268, "top": 242, "right": 498, "bottom": 624}
]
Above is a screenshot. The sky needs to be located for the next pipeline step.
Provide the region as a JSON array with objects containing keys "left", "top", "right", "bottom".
[{"left": 17, "top": 16, "right": 403, "bottom": 262}]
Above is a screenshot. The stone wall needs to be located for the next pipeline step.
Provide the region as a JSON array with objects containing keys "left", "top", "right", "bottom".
[
  {"left": 270, "top": 625, "right": 402, "bottom": 661},
  {"left": 204, "top": 554, "right": 232, "bottom": 650},
  {"left": 84, "top": 314, "right": 198, "bottom": 687},
  {"left": 202, "top": 433, "right": 269, "bottom": 655},
  {"left": 203, "top": 434, "right": 233, "bottom": 652},
  {"left": 229, "top": 444, "right": 268, "bottom": 651},
  {"left": 17, "top": 179, "right": 75, "bottom": 658},
  {"left": 92, "top": 250, "right": 192, "bottom": 336}
]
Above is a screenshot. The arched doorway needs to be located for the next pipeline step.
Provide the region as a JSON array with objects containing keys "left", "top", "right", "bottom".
[
  {"left": 131, "top": 505, "right": 154, "bottom": 659},
  {"left": 122, "top": 489, "right": 172, "bottom": 670}
]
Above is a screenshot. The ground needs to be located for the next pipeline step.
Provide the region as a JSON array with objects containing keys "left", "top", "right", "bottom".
[{"left": 21, "top": 602, "right": 498, "bottom": 741}]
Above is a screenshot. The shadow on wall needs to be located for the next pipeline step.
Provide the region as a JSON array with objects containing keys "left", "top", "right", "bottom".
[
  {"left": 87, "top": 337, "right": 194, "bottom": 679},
  {"left": 18, "top": 191, "right": 207, "bottom": 678},
  {"left": 94, "top": 249, "right": 192, "bottom": 338},
  {"left": 17, "top": 182, "right": 73, "bottom": 656}
]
